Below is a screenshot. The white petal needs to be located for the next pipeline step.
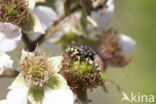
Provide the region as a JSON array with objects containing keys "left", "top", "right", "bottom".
[
  {"left": 20, "top": 49, "right": 33, "bottom": 63},
  {"left": 0, "top": 22, "right": 22, "bottom": 52},
  {"left": 23, "top": 13, "right": 45, "bottom": 34},
  {"left": 48, "top": 56, "right": 63, "bottom": 74},
  {"left": 0, "top": 52, "right": 13, "bottom": 75},
  {"left": 43, "top": 87, "right": 74, "bottom": 104},
  {"left": 33, "top": 6, "right": 58, "bottom": 31},
  {"left": 0, "top": 87, "right": 28, "bottom": 104},
  {"left": 117, "top": 34, "right": 136, "bottom": 53},
  {"left": 89, "top": 0, "right": 115, "bottom": 31}
]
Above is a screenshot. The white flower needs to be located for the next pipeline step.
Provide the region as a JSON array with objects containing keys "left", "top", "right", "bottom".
[
  {"left": 0, "top": 22, "right": 22, "bottom": 52},
  {"left": 117, "top": 34, "right": 136, "bottom": 53},
  {"left": 88, "top": 0, "right": 115, "bottom": 31},
  {"left": 33, "top": 6, "right": 58, "bottom": 31},
  {"left": 43, "top": 87, "right": 73, "bottom": 104},
  {"left": 0, "top": 50, "right": 74, "bottom": 104},
  {"left": 0, "top": 22, "right": 22, "bottom": 75},
  {"left": 0, "top": 52, "right": 13, "bottom": 75},
  {"left": 0, "top": 86, "right": 73, "bottom": 104}
]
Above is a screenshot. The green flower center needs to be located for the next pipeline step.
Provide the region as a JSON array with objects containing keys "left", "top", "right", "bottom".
[{"left": 0, "top": 0, "right": 29, "bottom": 27}]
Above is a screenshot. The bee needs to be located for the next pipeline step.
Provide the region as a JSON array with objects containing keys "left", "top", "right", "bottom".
[{"left": 65, "top": 43, "right": 96, "bottom": 63}]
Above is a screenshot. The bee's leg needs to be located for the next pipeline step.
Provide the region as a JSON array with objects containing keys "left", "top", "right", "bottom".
[
  {"left": 71, "top": 51, "right": 79, "bottom": 57},
  {"left": 71, "top": 48, "right": 74, "bottom": 52},
  {"left": 78, "top": 56, "right": 81, "bottom": 62},
  {"left": 85, "top": 58, "right": 89, "bottom": 64}
]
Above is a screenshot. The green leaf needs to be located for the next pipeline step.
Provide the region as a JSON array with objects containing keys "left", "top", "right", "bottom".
[
  {"left": 28, "top": 86, "right": 44, "bottom": 104},
  {"left": 9, "top": 73, "right": 27, "bottom": 89},
  {"left": 46, "top": 74, "right": 67, "bottom": 90}
]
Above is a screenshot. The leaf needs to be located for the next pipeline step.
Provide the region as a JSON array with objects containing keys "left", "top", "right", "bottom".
[
  {"left": 28, "top": 86, "right": 44, "bottom": 104},
  {"left": 9, "top": 73, "right": 27, "bottom": 89},
  {"left": 46, "top": 74, "right": 67, "bottom": 90}
]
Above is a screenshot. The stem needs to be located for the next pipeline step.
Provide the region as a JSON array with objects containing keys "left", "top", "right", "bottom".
[
  {"left": 77, "top": 89, "right": 88, "bottom": 104},
  {"left": 22, "top": 32, "right": 36, "bottom": 52},
  {"left": 31, "top": 14, "right": 66, "bottom": 51},
  {"left": 0, "top": 70, "right": 19, "bottom": 78}
]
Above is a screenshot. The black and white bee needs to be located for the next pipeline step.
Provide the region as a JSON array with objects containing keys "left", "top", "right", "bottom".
[{"left": 65, "top": 43, "right": 96, "bottom": 63}]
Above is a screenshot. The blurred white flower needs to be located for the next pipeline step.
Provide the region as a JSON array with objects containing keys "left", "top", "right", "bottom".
[
  {"left": 0, "top": 22, "right": 22, "bottom": 52},
  {"left": 0, "top": 52, "right": 13, "bottom": 75},
  {"left": 88, "top": 0, "right": 115, "bottom": 31},
  {"left": 117, "top": 34, "right": 136, "bottom": 53},
  {"left": 33, "top": 6, "right": 58, "bottom": 31},
  {"left": 0, "top": 50, "right": 74, "bottom": 104},
  {"left": 0, "top": 22, "right": 22, "bottom": 75}
]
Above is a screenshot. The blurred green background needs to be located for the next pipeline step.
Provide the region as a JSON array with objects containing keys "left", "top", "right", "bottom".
[
  {"left": 0, "top": 0, "right": 156, "bottom": 104},
  {"left": 88, "top": 0, "right": 156, "bottom": 104}
]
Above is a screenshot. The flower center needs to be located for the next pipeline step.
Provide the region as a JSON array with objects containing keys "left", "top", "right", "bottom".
[
  {"left": 0, "top": 0, "right": 29, "bottom": 27},
  {"left": 19, "top": 50, "right": 51, "bottom": 86}
]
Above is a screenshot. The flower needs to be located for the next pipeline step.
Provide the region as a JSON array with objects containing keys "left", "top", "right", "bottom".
[
  {"left": 0, "top": 49, "right": 74, "bottom": 104},
  {"left": 60, "top": 52, "right": 104, "bottom": 91},
  {"left": 0, "top": 22, "right": 22, "bottom": 75},
  {"left": 0, "top": 22, "right": 22, "bottom": 52},
  {"left": 33, "top": 6, "right": 58, "bottom": 31},
  {"left": 0, "top": 52, "right": 13, "bottom": 75},
  {"left": 88, "top": 0, "right": 115, "bottom": 31},
  {"left": 0, "top": 0, "right": 29, "bottom": 27},
  {"left": 95, "top": 31, "right": 133, "bottom": 68},
  {"left": 117, "top": 34, "right": 136, "bottom": 53}
]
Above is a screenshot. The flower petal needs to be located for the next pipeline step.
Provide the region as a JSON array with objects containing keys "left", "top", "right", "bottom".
[
  {"left": 20, "top": 49, "right": 33, "bottom": 64},
  {"left": 46, "top": 74, "right": 67, "bottom": 90},
  {"left": 0, "top": 22, "right": 22, "bottom": 52},
  {"left": 23, "top": 13, "right": 45, "bottom": 34},
  {"left": 8, "top": 73, "right": 27, "bottom": 89},
  {"left": 0, "top": 52, "right": 13, "bottom": 75},
  {"left": 43, "top": 87, "right": 74, "bottom": 104},
  {"left": 28, "top": 86, "right": 44, "bottom": 104},
  {"left": 117, "top": 34, "right": 136, "bottom": 53},
  {"left": 0, "top": 87, "right": 28, "bottom": 104},
  {"left": 33, "top": 6, "right": 58, "bottom": 31},
  {"left": 89, "top": 0, "right": 115, "bottom": 31},
  {"left": 48, "top": 56, "right": 63, "bottom": 74}
]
